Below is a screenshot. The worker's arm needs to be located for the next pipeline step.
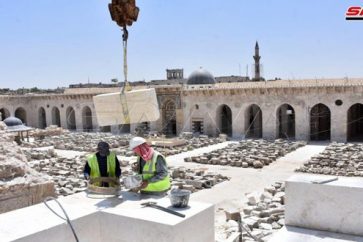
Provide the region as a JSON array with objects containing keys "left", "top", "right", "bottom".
[
  {"left": 83, "top": 162, "right": 90, "bottom": 180},
  {"left": 148, "top": 156, "right": 168, "bottom": 183},
  {"left": 115, "top": 156, "right": 121, "bottom": 178}
]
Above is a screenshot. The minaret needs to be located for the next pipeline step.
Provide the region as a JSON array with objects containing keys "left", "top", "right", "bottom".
[{"left": 253, "top": 41, "right": 261, "bottom": 81}]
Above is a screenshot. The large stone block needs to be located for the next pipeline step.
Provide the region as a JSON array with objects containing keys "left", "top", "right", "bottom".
[
  {"left": 0, "top": 192, "right": 214, "bottom": 242},
  {"left": 93, "top": 88, "right": 160, "bottom": 125},
  {"left": 0, "top": 182, "right": 55, "bottom": 214},
  {"left": 285, "top": 174, "right": 363, "bottom": 236}
]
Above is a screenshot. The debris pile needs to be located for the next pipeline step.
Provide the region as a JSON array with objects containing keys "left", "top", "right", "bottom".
[
  {"left": 296, "top": 142, "right": 363, "bottom": 177},
  {"left": 28, "top": 154, "right": 88, "bottom": 196},
  {"left": 22, "top": 132, "right": 224, "bottom": 157},
  {"left": 216, "top": 182, "right": 285, "bottom": 242},
  {"left": 154, "top": 136, "right": 225, "bottom": 156},
  {"left": 22, "top": 148, "right": 58, "bottom": 160},
  {"left": 22, "top": 132, "right": 131, "bottom": 152},
  {"left": 0, "top": 122, "right": 55, "bottom": 214},
  {"left": 30, "top": 125, "right": 69, "bottom": 138},
  {"left": 186, "top": 139, "right": 306, "bottom": 168},
  {"left": 169, "top": 167, "right": 229, "bottom": 192},
  {"left": 28, "top": 151, "right": 229, "bottom": 196}
]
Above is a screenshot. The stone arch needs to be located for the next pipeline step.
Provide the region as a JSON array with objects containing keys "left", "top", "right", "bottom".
[
  {"left": 0, "top": 108, "right": 10, "bottom": 121},
  {"left": 52, "top": 107, "right": 61, "bottom": 127},
  {"left": 66, "top": 106, "right": 76, "bottom": 130},
  {"left": 216, "top": 104, "right": 232, "bottom": 136},
  {"left": 347, "top": 103, "right": 363, "bottom": 142},
  {"left": 82, "top": 106, "right": 93, "bottom": 131},
  {"left": 276, "top": 104, "right": 295, "bottom": 139},
  {"left": 162, "top": 99, "right": 177, "bottom": 136},
  {"left": 15, "top": 107, "right": 27, "bottom": 124},
  {"left": 310, "top": 103, "right": 331, "bottom": 141},
  {"left": 38, "top": 107, "right": 47, "bottom": 129},
  {"left": 245, "top": 104, "right": 262, "bottom": 138}
]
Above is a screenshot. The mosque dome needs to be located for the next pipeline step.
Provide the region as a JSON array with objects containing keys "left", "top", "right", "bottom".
[{"left": 187, "top": 68, "right": 216, "bottom": 85}]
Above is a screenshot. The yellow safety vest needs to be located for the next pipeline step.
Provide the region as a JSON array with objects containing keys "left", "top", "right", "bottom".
[
  {"left": 138, "top": 151, "right": 170, "bottom": 192},
  {"left": 87, "top": 152, "right": 117, "bottom": 186}
]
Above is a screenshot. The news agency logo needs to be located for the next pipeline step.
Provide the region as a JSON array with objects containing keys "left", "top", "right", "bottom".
[{"left": 346, "top": 6, "right": 363, "bottom": 20}]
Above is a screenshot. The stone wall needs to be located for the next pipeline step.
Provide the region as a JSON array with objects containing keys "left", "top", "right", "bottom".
[
  {"left": 1, "top": 80, "right": 363, "bottom": 141},
  {"left": 182, "top": 84, "right": 363, "bottom": 142},
  {"left": 0, "top": 94, "right": 98, "bottom": 132},
  {"left": 0, "top": 122, "right": 55, "bottom": 214}
]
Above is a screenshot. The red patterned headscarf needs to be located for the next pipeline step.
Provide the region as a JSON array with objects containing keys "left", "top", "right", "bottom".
[{"left": 133, "top": 142, "right": 154, "bottom": 161}]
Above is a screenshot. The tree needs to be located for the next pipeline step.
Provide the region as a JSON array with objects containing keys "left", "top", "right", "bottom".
[{"left": 30, "top": 87, "right": 40, "bottom": 92}]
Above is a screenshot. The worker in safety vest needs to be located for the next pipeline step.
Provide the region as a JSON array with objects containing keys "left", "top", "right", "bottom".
[
  {"left": 83, "top": 141, "right": 121, "bottom": 187},
  {"left": 130, "top": 137, "right": 170, "bottom": 194}
]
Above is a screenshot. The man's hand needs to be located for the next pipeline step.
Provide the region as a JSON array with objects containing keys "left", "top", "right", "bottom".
[
  {"left": 140, "top": 180, "right": 148, "bottom": 189},
  {"left": 131, "top": 162, "right": 139, "bottom": 172}
]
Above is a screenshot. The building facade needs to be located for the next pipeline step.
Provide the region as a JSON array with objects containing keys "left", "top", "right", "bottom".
[
  {"left": 1, "top": 75, "right": 363, "bottom": 143},
  {"left": 1, "top": 43, "right": 362, "bottom": 142}
]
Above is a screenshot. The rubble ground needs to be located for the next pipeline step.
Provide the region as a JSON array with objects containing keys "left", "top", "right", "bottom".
[
  {"left": 23, "top": 143, "right": 230, "bottom": 196},
  {"left": 165, "top": 142, "right": 327, "bottom": 241},
  {"left": 296, "top": 142, "right": 363, "bottom": 177},
  {"left": 16, "top": 136, "right": 329, "bottom": 241},
  {"left": 185, "top": 139, "right": 306, "bottom": 168},
  {"left": 21, "top": 132, "right": 225, "bottom": 157}
]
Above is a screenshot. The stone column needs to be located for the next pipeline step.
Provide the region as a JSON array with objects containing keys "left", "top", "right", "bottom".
[
  {"left": 182, "top": 106, "right": 192, "bottom": 134},
  {"left": 130, "top": 123, "right": 137, "bottom": 134},
  {"left": 176, "top": 109, "right": 183, "bottom": 136},
  {"left": 75, "top": 106, "right": 83, "bottom": 132},
  {"left": 331, "top": 106, "right": 347, "bottom": 142},
  {"left": 149, "top": 121, "right": 158, "bottom": 133},
  {"left": 205, "top": 106, "right": 217, "bottom": 137},
  {"left": 295, "top": 106, "right": 309, "bottom": 141},
  {"left": 45, "top": 106, "right": 52, "bottom": 127},
  {"left": 60, "top": 107, "right": 68, "bottom": 129},
  {"left": 262, "top": 105, "right": 277, "bottom": 140},
  {"left": 232, "top": 106, "right": 244, "bottom": 139},
  {"left": 90, "top": 105, "right": 99, "bottom": 131}
]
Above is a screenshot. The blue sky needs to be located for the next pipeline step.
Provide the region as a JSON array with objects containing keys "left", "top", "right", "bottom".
[{"left": 0, "top": 0, "right": 362, "bottom": 89}]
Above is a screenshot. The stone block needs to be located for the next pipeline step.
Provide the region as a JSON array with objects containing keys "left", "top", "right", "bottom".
[
  {"left": 93, "top": 88, "right": 160, "bottom": 125},
  {"left": 0, "top": 192, "right": 215, "bottom": 242},
  {"left": 285, "top": 174, "right": 363, "bottom": 236},
  {"left": 225, "top": 209, "right": 241, "bottom": 222}
]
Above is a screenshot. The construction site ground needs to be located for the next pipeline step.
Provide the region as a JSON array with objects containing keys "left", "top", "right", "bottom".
[{"left": 50, "top": 140, "right": 328, "bottom": 237}]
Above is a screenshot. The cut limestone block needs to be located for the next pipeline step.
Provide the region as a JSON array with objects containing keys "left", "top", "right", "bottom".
[
  {"left": 93, "top": 88, "right": 160, "bottom": 125},
  {"left": 285, "top": 174, "right": 363, "bottom": 236},
  {"left": 0, "top": 192, "right": 215, "bottom": 242}
]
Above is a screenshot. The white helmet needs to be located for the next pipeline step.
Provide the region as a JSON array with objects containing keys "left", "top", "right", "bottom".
[{"left": 129, "top": 137, "right": 146, "bottom": 150}]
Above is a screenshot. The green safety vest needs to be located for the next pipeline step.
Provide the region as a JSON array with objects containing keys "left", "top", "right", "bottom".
[
  {"left": 87, "top": 152, "right": 117, "bottom": 186},
  {"left": 138, "top": 151, "right": 171, "bottom": 192}
]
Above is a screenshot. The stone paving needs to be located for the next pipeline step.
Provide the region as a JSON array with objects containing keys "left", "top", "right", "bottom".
[
  {"left": 21, "top": 132, "right": 225, "bottom": 157},
  {"left": 2, "top": 132, "right": 330, "bottom": 240},
  {"left": 171, "top": 143, "right": 327, "bottom": 241},
  {"left": 25, "top": 148, "right": 229, "bottom": 197},
  {"left": 296, "top": 142, "right": 363, "bottom": 177},
  {"left": 21, "top": 132, "right": 131, "bottom": 152},
  {"left": 185, "top": 139, "right": 306, "bottom": 168}
]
